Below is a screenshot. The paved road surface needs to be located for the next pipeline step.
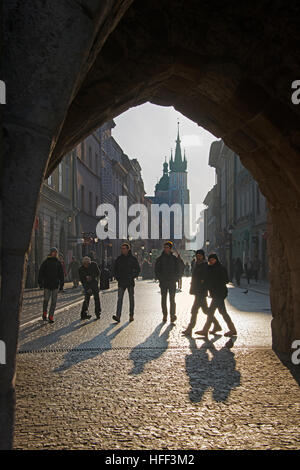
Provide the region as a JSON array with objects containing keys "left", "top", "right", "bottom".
[{"left": 14, "top": 278, "right": 300, "bottom": 450}]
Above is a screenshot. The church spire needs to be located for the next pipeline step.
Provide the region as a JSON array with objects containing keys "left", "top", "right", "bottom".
[{"left": 170, "top": 119, "right": 187, "bottom": 172}]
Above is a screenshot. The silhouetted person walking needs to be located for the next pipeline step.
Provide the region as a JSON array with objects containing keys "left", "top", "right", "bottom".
[
  {"left": 112, "top": 243, "right": 140, "bottom": 323},
  {"left": 196, "top": 253, "right": 237, "bottom": 338},
  {"left": 234, "top": 257, "right": 243, "bottom": 286},
  {"left": 100, "top": 262, "right": 110, "bottom": 290},
  {"left": 252, "top": 256, "right": 261, "bottom": 282},
  {"left": 155, "top": 241, "right": 180, "bottom": 323},
  {"left": 183, "top": 249, "right": 221, "bottom": 336},
  {"left": 79, "top": 256, "right": 101, "bottom": 320},
  {"left": 68, "top": 256, "right": 80, "bottom": 288},
  {"left": 38, "top": 247, "right": 64, "bottom": 323}
]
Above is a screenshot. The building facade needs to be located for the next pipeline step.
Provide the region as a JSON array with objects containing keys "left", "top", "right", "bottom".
[
  {"left": 26, "top": 120, "right": 150, "bottom": 286},
  {"left": 203, "top": 140, "right": 268, "bottom": 280}
]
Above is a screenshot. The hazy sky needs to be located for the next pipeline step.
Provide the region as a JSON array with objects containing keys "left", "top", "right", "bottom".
[{"left": 113, "top": 103, "right": 217, "bottom": 209}]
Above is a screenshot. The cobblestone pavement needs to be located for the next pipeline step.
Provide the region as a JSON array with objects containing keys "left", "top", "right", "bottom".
[
  {"left": 14, "top": 278, "right": 300, "bottom": 450},
  {"left": 21, "top": 281, "right": 117, "bottom": 326}
]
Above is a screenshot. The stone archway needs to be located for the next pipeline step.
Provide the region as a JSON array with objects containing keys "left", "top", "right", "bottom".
[{"left": 1, "top": 0, "right": 300, "bottom": 449}]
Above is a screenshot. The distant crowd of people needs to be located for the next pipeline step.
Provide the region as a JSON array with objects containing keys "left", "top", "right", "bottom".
[{"left": 37, "top": 241, "right": 237, "bottom": 338}]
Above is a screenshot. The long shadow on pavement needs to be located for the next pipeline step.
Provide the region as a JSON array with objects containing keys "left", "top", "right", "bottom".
[
  {"left": 19, "top": 319, "right": 81, "bottom": 352},
  {"left": 185, "top": 336, "right": 241, "bottom": 403},
  {"left": 129, "top": 322, "right": 174, "bottom": 375},
  {"left": 275, "top": 352, "right": 300, "bottom": 387},
  {"left": 54, "top": 322, "right": 129, "bottom": 372}
]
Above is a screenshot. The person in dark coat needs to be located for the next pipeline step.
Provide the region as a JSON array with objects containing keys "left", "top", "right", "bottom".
[
  {"left": 79, "top": 256, "right": 101, "bottom": 320},
  {"left": 68, "top": 256, "right": 80, "bottom": 288},
  {"left": 252, "top": 256, "right": 261, "bottom": 282},
  {"left": 183, "top": 250, "right": 221, "bottom": 336},
  {"left": 196, "top": 253, "right": 237, "bottom": 337},
  {"left": 244, "top": 258, "right": 253, "bottom": 285},
  {"left": 155, "top": 241, "right": 180, "bottom": 323},
  {"left": 38, "top": 247, "right": 64, "bottom": 323},
  {"left": 100, "top": 262, "right": 110, "bottom": 290},
  {"left": 234, "top": 257, "right": 243, "bottom": 286},
  {"left": 112, "top": 243, "right": 140, "bottom": 323}
]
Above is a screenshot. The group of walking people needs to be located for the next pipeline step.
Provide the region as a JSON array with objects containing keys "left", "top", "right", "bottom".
[{"left": 37, "top": 241, "right": 237, "bottom": 338}]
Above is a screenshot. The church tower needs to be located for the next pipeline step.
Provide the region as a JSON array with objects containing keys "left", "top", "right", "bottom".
[
  {"left": 168, "top": 121, "right": 190, "bottom": 248},
  {"left": 150, "top": 121, "right": 190, "bottom": 249}
]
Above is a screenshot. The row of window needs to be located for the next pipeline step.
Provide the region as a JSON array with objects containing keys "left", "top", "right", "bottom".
[
  {"left": 47, "top": 158, "right": 71, "bottom": 196},
  {"left": 236, "top": 183, "right": 265, "bottom": 219},
  {"left": 80, "top": 185, "right": 99, "bottom": 215},
  {"left": 80, "top": 142, "right": 100, "bottom": 175}
]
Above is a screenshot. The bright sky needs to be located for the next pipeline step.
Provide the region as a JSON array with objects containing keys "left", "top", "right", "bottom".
[{"left": 113, "top": 102, "right": 217, "bottom": 209}]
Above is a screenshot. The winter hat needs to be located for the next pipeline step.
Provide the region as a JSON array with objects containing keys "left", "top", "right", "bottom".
[
  {"left": 195, "top": 249, "right": 205, "bottom": 257},
  {"left": 164, "top": 241, "right": 173, "bottom": 248},
  {"left": 208, "top": 253, "right": 219, "bottom": 262},
  {"left": 49, "top": 247, "right": 58, "bottom": 254}
]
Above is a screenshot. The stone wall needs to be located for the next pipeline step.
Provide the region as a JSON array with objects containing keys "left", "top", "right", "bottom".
[{"left": 2, "top": 0, "right": 300, "bottom": 448}]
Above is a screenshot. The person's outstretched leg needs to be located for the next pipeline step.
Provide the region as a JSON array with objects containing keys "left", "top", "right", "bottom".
[
  {"left": 42, "top": 288, "right": 50, "bottom": 320},
  {"left": 202, "top": 297, "right": 222, "bottom": 333},
  {"left": 48, "top": 289, "right": 58, "bottom": 323},
  {"left": 81, "top": 292, "right": 91, "bottom": 319},
  {"left": 160, "top": 285, "right": 168, "bottom": 322},
  {"left": 113, "top": 286, "right": 125, "bottom": 322},
  {"left": 183, "top": 295, "right": 201, "bottom": 335},
  {"left": 195, "top": 298, "right": 217, "bottom": 336},
  {"left": 93, "top": 289, "right": 101, "bottom": 319},
  {"left": 217, "top": 299, "right": 237, "bottom": 336},
  {"left": 128, "top": 286, "right": 135, "bottom": 321},
  {"left": 169, "top": 284, "right": 177, "bottom": 322}
]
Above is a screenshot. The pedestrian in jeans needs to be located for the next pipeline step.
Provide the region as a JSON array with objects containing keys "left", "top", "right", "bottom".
[
  {"left": 183, "top": 249, "right": 222, "bottom": 336},
  {"left": 112, "top": 243, "right": 140, "bottom": 323},
  {"left": 155, "top": 241, "right": 180, "bottom": 323},
  {"left": 79, "top": 256, "right": 101, "bottom": 320},
  {"left": 196, "top": 253, "right": 237, "bottom": 338},
  {"left": 38, "top": 247, "right": 64, "bottom": 323}
]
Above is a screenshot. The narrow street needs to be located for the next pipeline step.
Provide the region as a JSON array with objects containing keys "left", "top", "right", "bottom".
[{"left": 14, "top": 278, "right": 300, "bottom": 450}]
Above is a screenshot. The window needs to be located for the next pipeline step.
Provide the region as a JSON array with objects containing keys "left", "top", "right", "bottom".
[
  {"left": 81, "top": 185, "right": 85, "bottom": 211},
  {"left": 58, "top": 163, "right": 63, "bottom": 192},
  {"left": 95, "top": 153, "right": 98, "bottom": 175},
  {"left": 47, "top": 175, "right": 53, "bottom": 187},
  {"left": 89, "top": 191, "right": 93, "bottom": 214},
  {"left": 89, "top": 146, "right": 92, "bottom": 169},
  {"left": 65, "top": 156, "right": 70, "bottom": 196}
]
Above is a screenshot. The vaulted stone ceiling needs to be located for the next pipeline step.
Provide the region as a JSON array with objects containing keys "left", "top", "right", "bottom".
[{"left": 50, "top": 0, "right": 300, "bottom": 212}]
